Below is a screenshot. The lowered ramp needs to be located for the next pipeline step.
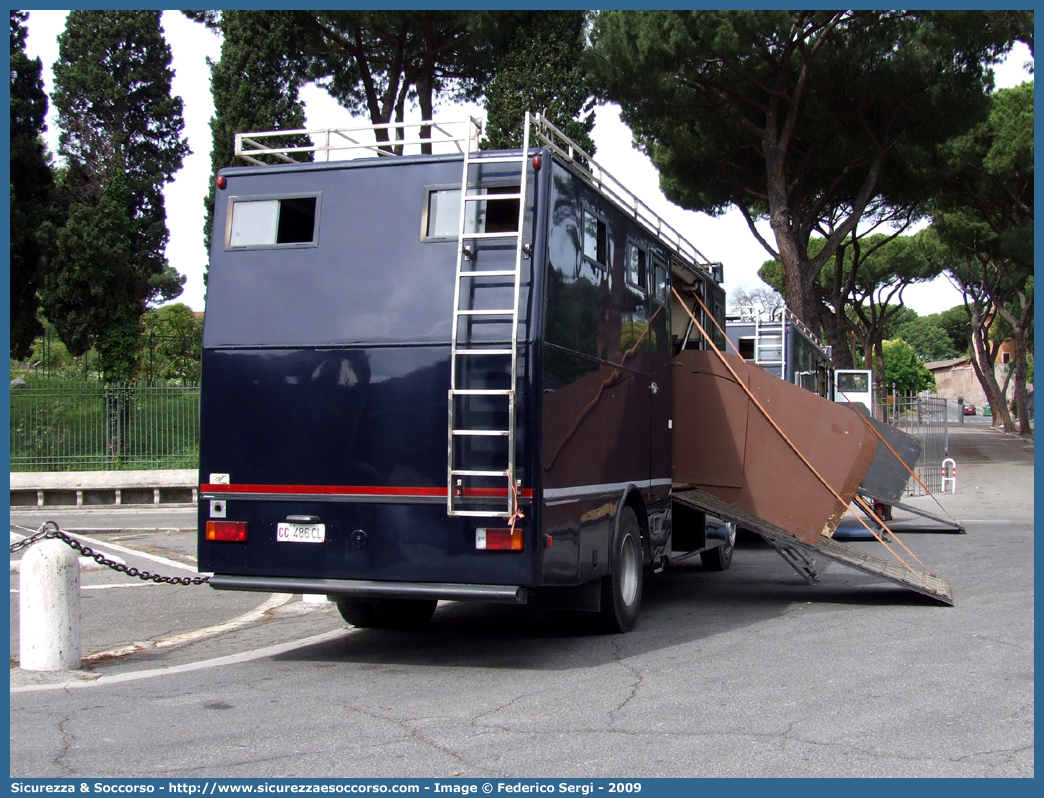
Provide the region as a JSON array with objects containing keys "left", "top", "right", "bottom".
[
  {"left": 671, "top": 350, "right": 953, "bottom": 605},
  {"left": 673, "top": 487, "right": 953, "bottom": 605}
]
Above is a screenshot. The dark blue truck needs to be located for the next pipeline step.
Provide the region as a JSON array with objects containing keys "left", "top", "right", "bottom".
[{"left": 197, "top": 114, "right": 733, "bottom": 633}]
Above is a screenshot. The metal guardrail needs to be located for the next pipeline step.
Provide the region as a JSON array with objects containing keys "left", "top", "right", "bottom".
[{"left": 10, "top": 381, "right": 199, "bottom": 472}]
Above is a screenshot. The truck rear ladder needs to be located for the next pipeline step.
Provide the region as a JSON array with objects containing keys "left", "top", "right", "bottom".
[{"left": 447, "top": 119, "right": 532, "bottom": 518}]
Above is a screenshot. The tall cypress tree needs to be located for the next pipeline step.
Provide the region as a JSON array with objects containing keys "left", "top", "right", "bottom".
[
  {"left": 9, "top": 10, "right": 54, "bottom": 359},
  {"left": 40, "top": 10, "right": 188, "bottom": 380},
  {"left": 198, "top": 10, "right": 310, "bottom": 281}
]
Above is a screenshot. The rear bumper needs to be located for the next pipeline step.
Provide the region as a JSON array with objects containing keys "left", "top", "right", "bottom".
[{"left": 209, "top": 574, "right": 528, "bottom": 604}]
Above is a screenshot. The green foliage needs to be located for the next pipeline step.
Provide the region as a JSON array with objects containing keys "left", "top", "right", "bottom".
[
  {"left": 883, "top": 339, "right": 936, "bottom": 393},
  {"left": 41, "top": 10, "right": 188, "bottom": 382},
  {"left": 933, "top": 82, "right": 1033, "bottom": 277},
  {"left": 894, "top": 316, "right": 960, "bottom": 362},
  {"left": 140, "top": 304, "right": 203, "bottom": 383},
  {"left": 9, "top": 11, "right": 55, "bottom": 358},
  {"left": 301, "top": 11, "right": 508, "bottom": 144},
  {"left": 39, "top": 172, "right": 134, "bottom": 360},
  {"left": 926, "top": 83, "right": 1033, "bottom": 431},
  {"left": 587, "top": 11, "right": 1010, "bottom": 330},
  {"left": 934, "top": 305, "right": 973, "bottom": 355},
  {"left": 482, "top": 12, "right": 595, "bottom": 154},
  {"left": 200, "top": 11, "right": 311, "bottom": 275}
]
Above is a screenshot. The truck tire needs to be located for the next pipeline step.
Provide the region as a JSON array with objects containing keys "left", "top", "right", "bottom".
[
  {"left": 336, "top": 598, "right": 438, "bottom": 629},
  {"left": 373, "top": 598, "right": 438, "bottom": 629},
  {"left": 336, "top": 598, "right": 381, "bottom": 628},
  {"left": 700, "top": 521, "right": 736, "bottom": 571},
  {"left": 598, "top": 507, "right": 643, "bottom": 633}
]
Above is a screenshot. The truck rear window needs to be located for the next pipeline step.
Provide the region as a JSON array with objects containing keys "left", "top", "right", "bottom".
[
  {"left": 227, "top": 195, "right": 319, "bottom": 248},
  {"left": 424, "top": 185, "right": 519, "bottom": 239}
]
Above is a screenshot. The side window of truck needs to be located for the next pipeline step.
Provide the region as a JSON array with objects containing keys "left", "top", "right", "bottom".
[
  {"left": 226, "top": 194, "right": 320, "bottom": 249},
  {"left": 582, "top": 209, "right": 609, "bottom": 270},
  {"left": 424, "top": 185, "right": 519, "bottom": 239},
  {"left": 625, "top": 241, "right": 647, "bottom": 292},
  {"left": 651, "top": 257, "right": 669, "bottom": 304}
]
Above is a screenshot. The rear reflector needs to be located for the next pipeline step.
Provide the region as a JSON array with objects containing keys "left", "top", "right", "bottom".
[
  {"left": 476, "top": 527, "right": 523, "bottom": 551},
  {"left": 206, "top": 520, "right": 248, "bottom": 542}
]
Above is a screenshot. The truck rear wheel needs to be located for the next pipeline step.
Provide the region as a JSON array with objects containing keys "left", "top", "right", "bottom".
[
  {"left": 335, "top": 598, "right": 381, "bottom": 628},
  {"left": 598, "top": 507, "right": 643, "bottom": 633},
  {"left": 336, "top": 598, "right": 438, "bottom": 629}
]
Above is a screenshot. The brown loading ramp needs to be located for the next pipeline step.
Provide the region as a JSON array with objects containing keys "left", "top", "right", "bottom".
[{"left": 671, "top": 350, "right": 953, "bottom": 605}]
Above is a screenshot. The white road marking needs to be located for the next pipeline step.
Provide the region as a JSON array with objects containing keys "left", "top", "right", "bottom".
[
  {"left": 11, "top": 628, "right": 351, "bottom": 693},
  {"left": 79, "top": 593, "right": 297, "bottom": 663},
  {"left": 10, "top": 526, "right": 202, "bottom": 574},
  {"left": 62, "top": 530, "right": 205, "bottom": 574},
  {"left": 11, "top": 582, "right": 162, "bottom": 593}
]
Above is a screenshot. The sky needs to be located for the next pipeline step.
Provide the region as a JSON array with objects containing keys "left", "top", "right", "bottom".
[{"left": 24, "top": 11, "right": 1034, "bottom": 316}]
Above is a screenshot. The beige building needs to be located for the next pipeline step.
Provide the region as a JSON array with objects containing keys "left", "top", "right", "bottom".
[{"left": 927, "top": 355, "right": 1019, "bottom": 407}]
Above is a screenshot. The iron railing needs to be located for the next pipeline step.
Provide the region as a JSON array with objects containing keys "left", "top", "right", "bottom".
[
  {"left": 887, "top": 394, "right": 949, "bottom": 497},
  {"left": 10, "top": 381, "right": 199, "bottom": 472}
]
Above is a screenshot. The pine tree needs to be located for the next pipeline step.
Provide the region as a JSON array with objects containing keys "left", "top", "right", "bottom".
[
  {"left": 40, "top": 10, "right": 188, "bottom": 380},
  {"left": 481, "top": 12, "right": 595, "bottom": 154},
  {"left": 9, "top": 11, "right": 54, "bottom": 359}
]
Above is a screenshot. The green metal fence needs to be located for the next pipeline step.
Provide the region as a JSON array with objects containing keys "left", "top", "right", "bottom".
[{"left": 10, "top": 380, "right": 199, "bottom": 472}]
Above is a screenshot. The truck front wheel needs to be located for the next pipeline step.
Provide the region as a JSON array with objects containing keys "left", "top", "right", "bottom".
[{"left": 598, "top": 507, "right": 643, "bottom": 633}]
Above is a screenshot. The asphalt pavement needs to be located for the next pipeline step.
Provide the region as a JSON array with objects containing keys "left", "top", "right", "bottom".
[{"left": 8, "top": 424, "right": 1034, "bottom": 777}]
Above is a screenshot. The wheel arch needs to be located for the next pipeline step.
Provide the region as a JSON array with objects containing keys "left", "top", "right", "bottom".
[{"left": 620, "top": 488, "right": 650, "bottom": 564}]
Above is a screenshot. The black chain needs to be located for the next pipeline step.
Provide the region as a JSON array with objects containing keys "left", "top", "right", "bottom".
[{"left": 10, "top": 522, "right": 210, "bottom": 586}]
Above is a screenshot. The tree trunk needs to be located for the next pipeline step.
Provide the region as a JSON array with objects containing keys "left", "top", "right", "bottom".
[
  {"left": 816, "top": 303, "right": 853, "bottom": 369},
  {"left": 1012, "top": 325, "right": 1030, "bottom": 435},
  {"left": 417, "top": 68, "right": 434, "bottom": 156},
  {"left": 969, "top": 305, "right": 1015, "bottom": 432}
]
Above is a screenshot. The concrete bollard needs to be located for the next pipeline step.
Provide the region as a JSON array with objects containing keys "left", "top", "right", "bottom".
[{"left": 19, "top": 538, "right": 81, "bottom": 670}]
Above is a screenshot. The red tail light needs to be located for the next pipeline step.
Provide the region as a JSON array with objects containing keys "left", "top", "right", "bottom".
[
  {"left": 206, "top": 520, "right": 248, "bottom": 542},
  {"left": 476, "top": 527, "right": 523, "bottom": 551}
]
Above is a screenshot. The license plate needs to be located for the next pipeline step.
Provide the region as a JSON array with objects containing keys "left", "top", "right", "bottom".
[{"left": 276, "top": 522, "right": 326, "bottom": 543}]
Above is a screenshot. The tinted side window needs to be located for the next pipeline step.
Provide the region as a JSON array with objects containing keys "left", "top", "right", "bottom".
[
  {"left": 582, "top": 209, "right": 609, "bottom": 269},
  {"left": 625, "top": 242, "right": 646, "bottom": 292}
]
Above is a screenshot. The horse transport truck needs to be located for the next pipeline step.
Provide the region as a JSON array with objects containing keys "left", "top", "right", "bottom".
[{"left": 197, "top": 114, "right": 951, "bottom": 634}]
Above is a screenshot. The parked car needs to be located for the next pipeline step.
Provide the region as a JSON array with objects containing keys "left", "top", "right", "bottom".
[{"left": 963, "top": 403, "right": 976, "bottom": 415}]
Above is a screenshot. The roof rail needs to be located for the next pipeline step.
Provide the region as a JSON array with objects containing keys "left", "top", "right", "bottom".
[
  {"left": 235, "top": 117, "right": 483, "bottom": 166},
  {"left": 527, "top": 111, "right": 722, "bottom": 283}
]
